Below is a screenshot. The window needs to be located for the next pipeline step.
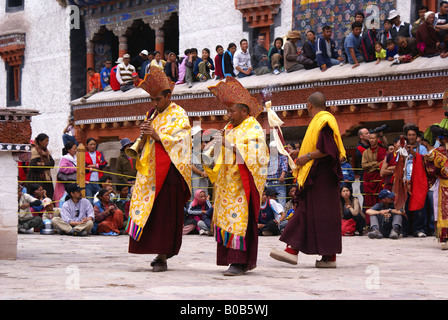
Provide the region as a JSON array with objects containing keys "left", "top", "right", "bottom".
[
  {"left": 6, "top": 0, "right": 24, "bottom": 12},
  {"left": 6, "top": 64, "right": 22, "bottom": 107}
]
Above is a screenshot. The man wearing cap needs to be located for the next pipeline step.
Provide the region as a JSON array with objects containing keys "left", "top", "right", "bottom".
[
  {"left": 115, "top": 138, "right": 137, "bottom": 185},
  {"left": 206, "top": 77, "right": 269, "bottom": 276},
  {"left": 52, "top": 184, "right": 94, "bottom": 236},
  {"left": 127, "top": 66, "right": 192, "bottom": 272},
  {"left": 131, "top": 50, "right": 149, "bottom": 75},
  {"left": 388, "top": 9, "right": 412, "bottom": 40},
  {"left": 284, "top": 30, "right": 305, "bottom": 73},
  {"left": 116, "top": 54, "right": 136, "bottom": 92},
  {"left": 366, "top": 189, "right": 404, "bottom": 239}
]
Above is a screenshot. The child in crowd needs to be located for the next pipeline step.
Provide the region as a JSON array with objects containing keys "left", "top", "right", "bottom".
[
  {"left": 386, "top": 39, "right": 398, "bottom": 61},
  {"left": 184, "top": 189, "right": 212, "bottom": 235},
  {"left": 193, "top": 48, "right": 215, "bottom": 82},
  {"left": 214, "top": 45, "right": 224, "bottom": 80},
  {"left": 375, "top": 42, "right": 387, "bottom": 64}
]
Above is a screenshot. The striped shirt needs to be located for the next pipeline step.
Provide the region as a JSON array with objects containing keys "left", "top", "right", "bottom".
[{"left": 116, "top": 63, "right": 136, "bottom": 85}]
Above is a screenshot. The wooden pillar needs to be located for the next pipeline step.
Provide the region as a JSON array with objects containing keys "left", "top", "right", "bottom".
[
  {"left": 76, "top": 143, "right": 86, "bottom": 197},
  {"left": 155, "top": 29, "right": 165, "bottom": 55},
  {"left": 86, "top": 40, "right": 95, "bottom": 93},
  {"left": 118, "top": 36, "right": 128, "bottom": 58}
]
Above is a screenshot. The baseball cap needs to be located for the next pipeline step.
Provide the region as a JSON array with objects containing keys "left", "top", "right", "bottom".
[
  {"left": 379, "top": 189, "right": 395, "bottom": 200},
  {"left": 66, "top": 183, "right": 85, "bottom": 194},
  {"left": 42, "top": 198, "right": 53, "bottom": 207}
]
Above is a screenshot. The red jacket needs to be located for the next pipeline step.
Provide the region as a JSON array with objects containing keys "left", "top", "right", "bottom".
[
  {"left": 85, "top": 151, "right": 108, "bottom": 182},
  {"left": 110, "top": 66, "right": 120, "bottom": 91}
]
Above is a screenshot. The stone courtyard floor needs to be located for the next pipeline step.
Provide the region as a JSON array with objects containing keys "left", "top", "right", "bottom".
[{"left": 1, "top": 233, "right": 447, "bottom": 303}]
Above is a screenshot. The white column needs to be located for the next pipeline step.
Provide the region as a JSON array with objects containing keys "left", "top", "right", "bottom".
[{"left": 0, "top": 153, "right": 18, "bottom": 260}]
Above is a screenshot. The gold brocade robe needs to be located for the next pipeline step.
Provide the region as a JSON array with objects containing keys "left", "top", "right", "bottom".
[
  {"left": 211, "top": 116, "right": 268, "bottom": 250},
  {"left": 127, "top": 102, "right": 192, "bottom": 241}
]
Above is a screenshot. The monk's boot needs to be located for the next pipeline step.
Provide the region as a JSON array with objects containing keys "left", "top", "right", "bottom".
[
  {"left": 223, "top": 264, "right": 247, "bottom": 276},
  {"left": 270, "top": 247, "right": 298, "bottom": 265},
  {"left": 315, "top": 255, "right": 337, "bottom": 268}
]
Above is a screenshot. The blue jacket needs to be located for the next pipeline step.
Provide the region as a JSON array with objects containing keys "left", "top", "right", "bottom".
[
  {"left": 100, "top": 67, "right": 111, "bottom": 89},
  {"left": 316, "top": 36, "right": 340, "bottom": 70}
]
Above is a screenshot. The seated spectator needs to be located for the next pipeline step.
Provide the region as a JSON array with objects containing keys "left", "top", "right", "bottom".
[
  {"left": 185, "top": 48, "right": 199, "bottom": 88},
  {"left": 52, "top": 184, "right": 94, "bottom": 236},
  {"left": 62, "top": 116, "right": 78, "bottom": 147},
  {"left": 301, "top": 30, "right": 318, "bottom": 69},
  {"left": 93, "top": 188, "right": 124, "bottom": 236},
  {"left": 164, "top": 52, "right": 179, "bottom": 82},
  {"left": 267, "top": 188, "right": 287, "bottom": 232},
  {"left": 100, "top": 60, "right": 112, "bottom": 92},
  {"left": 268, "top": 37, "right": 284, "bottom": 75},
  {"left": 141, "top": 51, "right": 154, "bottom": 79},
  {"left": 93, "top": 175, "right": 116, "bottom": 204},
  {"left": 435, "top": 1, "right": 448, "bottom": 42},
  {"left": 340, "top": 186, "right": 365, "bottom": 236},
  {"left": 176, "top": 49, "right": 190, "bottom": 84},
  {"left": 385, "top": 38, "right": 398, "bottom": 61},
  {"left": 27, "top": 183, "right": 45, "bottom": 214},
  {"left": 411, "top": 5, "right": 429, "bottom": 37},
  {"left": 132, "top": 72, "right": 143, "bottom": 87},
  {"left": 388, "top": 10, "right": 412, "bottom": 41},
  {"left": 193, "top": 48, "right": 215, "bottom": 82},
  {"left": 416, "top": 11, "right": 442, "bottom": 57},
  {"left": 344, "top": 21, "right": 364, "bottom": 68},
  {"left": 396, "top": 36, "right": 420, "bottom": 63},
  {"left": 198, "top": 207, "right": 213, "bottom": 236},
  {"left": 223, "top": 43, "right": 237, "bottom": 77},
  {"left": 361, "top": 26, "right": 378, "bottom": 63},
  {"left": 374, "top": 42, "right": 387, "bottom": 64},
  {"left": 214, "top": 45, "right": 225, "bottom": 80},
  {"left": 378, "top": 19, "right": 393, "bottom": 47},
  {"left": 340, "top": 157, "right": 355, "bottom": 190},
  {"left": 109, "top": 58, "right": 121, "bottom": 91},
  {"left": 252, "top": 34, "right": 271, "bottom": 75},
  {"left": 112, "top": 184, "right": 131, "bottom": 226},
  {"left": 258, "top": 188, "right": 284, "bottom": 236},
  {"left": 316, "top": 25, "right": 342, "bottom": 71},
  {"left": 284, "top": 30, "right": 305, "bottom": 73},
  {"left": 184, "top": 189, "right": 212, "bottom": 235},
  {"left": 366, "top": 189, "right": 404, "bottom": 239},
  {"left": 442, "top": 33, "right": 448, "bottom": 58},
  {"left": 131, "top": 50, "right": 149, "bottom": 75},
  {"left": 150, "top": 50, "right": 166, "bottom": 71},
  {"left": 234, "top": 39, "right": 254, "bottom": 78},
  {"left": 283, "top": 185, "right": 298, "bottom": 218},
  {"left": 41, "top": 198, "right": 61, "bottom": 221},
  {"left": 81, "top": 67, "right": 102, "bottom": 103},
  {"left": 18, "top": 184, "right": 43, "bottom": 233},
  {"left": 116, "top": 54, "right": 136, "bottom": 92}
]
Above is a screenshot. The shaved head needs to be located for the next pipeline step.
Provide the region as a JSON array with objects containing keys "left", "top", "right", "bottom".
[{"left": 308, "top": 92, "right": 327, "bottom": 109}]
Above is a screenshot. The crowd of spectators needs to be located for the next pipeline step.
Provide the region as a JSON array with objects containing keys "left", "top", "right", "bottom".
[
  {"left": 16, "top": 5, "right": 447, "bottom": 240},
  {"left": 79, "top": 4, "right": 448, "bottom": 104}
]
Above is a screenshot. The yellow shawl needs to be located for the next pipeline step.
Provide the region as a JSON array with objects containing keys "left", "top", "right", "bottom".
[
  {"left": 127, "top": 102, "right": 192, "bottom": 241},
  {"left": 209, "top": 116, "right": 268, "bottom": 250},
  {"left": 295, "top": 111, "right": 346, "bottom": 188}
]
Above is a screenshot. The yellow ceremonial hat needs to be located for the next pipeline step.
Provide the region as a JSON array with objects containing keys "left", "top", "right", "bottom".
[
  {"left": 139, "top": 65, "right": 175, "bottom": 97},
  {"left": 207, "top": 77, "right": 264, "bottom": 118}
]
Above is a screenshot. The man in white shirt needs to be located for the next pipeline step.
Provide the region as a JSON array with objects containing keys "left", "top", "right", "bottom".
[
  {"left": 116, "top": 53, "right": 136, "bottom": 92},
  {"left": 233, "top": 39, "right": 254, "bottom": 78},
  {"left": 18, "top": 184, "right": 43, "bottom": 233}
]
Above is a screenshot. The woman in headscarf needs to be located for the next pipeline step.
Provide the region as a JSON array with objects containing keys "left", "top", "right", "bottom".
[
  {"left": 184, "top": 189, "right": 212, "bottom": 235},
  {"left": 27, "top": 133, "right": 55, "bottom": 200},
  {"left": 416, "top": 11, "right": 442, "bottom": 57}
]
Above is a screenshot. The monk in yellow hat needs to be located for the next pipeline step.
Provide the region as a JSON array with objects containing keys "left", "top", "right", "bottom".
[
  {"left": 206, "top": 77, "right": 269, "bottom": 276},
  {"left": 127, "top": 66, "right": 192, "bottom": 272}
]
